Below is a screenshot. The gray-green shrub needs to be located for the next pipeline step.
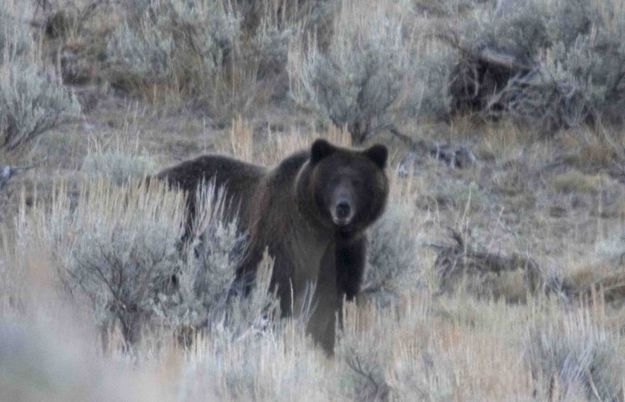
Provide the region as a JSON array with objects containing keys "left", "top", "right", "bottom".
[
  {"left": 105, "top": 0, "right": 241, "bottom": 104},
  {"left": 155, "top": 183, "right": 278, "bottom": 340},
  {"left": 363, "top": 199, "right": 424, "bottom": 305},
  {"left": 15, "top": 179, "right": 276, "bottom": 347},
  {"left": 105, "top": 0, "right": 310, "bottom": 115},
  {"left": 81, "top": 150, "right": 157, "bottom": 185},
  {"left": 0, "top": 61, "right": 80, "bottom": 151},
  {"left": 0, "top": 1, "right": 80, "bottom": 152},
  {"left": 288, "top": 0, "right": 432, "bottom": 143}
]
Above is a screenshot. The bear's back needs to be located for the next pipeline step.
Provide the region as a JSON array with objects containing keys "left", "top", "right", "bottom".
[
  {"left": 157, "top": 154, "right": 265, "bottom": 204},
  {"left": 265, "top": 150, "right": 309, "bottom": 185}
]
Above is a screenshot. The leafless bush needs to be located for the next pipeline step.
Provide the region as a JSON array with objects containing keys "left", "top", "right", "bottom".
[
  {"left": 342, "top": 344, "right": 392, "bottom": 401},
  {"left": 210, "top": 0, "right": 320, "bottom": 114},
  {"left": 237, "top": 0, "right": 338, "bottom": 101},
  {"left": 288, "top": 0, "right": 450, "bottom": 143},
  {"left": 412, "top": 0, "right": 485, "bottom": 17},
  {"left": 526, "top": 311, "right": 625, "bottom": 401},
  {"left": 241, "top": 11, "right": 297, "bottom": 101}
]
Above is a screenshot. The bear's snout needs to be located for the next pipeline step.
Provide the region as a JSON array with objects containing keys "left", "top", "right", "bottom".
[
  {"left": 332, "top": 198, "right": 354, "bottom": 226},
  {"left": 336, "top": 200, "right": 351, "bottom": 218}
]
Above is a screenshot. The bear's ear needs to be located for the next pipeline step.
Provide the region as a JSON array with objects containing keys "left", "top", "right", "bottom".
[
  {"left": 364, "top": 144, "right": 388, "bottom": 169},
  {"left": 310, "top": 139, "right": 335, "bottom": 164}
]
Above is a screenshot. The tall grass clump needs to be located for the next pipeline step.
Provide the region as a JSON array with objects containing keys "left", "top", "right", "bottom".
[
  {"left": 336, "top": 296, "right": 549, "bottom": 401},
  {"left": 288, "top": 0, "right": 452, "bottom": 143},
  {"left": 526, "top": 307, "right": 625, "bottom": 401},
  {"left": 0, "top": 227, "right": 22, "bottom": 314},
  {"left": 0, "top": 0, "right": 32, "bottom": 60},
  {"left": 178, "top": 309, "right": 333, "bottom": 401},
  {"left": 14, "top": 179, "right": 276, "bottom": 348},
  {"left": 336, "top": 298, "right": 458, "bottom": 401},
  {"left": 337, "top": 310, "right": 394, "bottom": 401}
]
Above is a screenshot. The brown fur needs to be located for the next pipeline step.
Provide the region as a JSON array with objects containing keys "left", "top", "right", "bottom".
[{"left": 156, "top": 139, "right": 389, "bottom": 353}]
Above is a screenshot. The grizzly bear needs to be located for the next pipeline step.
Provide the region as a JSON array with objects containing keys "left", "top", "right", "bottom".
[{"left": 156, "top": 139, "right": 389, "bottom": 352}]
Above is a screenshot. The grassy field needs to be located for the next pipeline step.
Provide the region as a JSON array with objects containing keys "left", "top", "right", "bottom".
[{"left": 2, "top": 0, "right": 625, "bottom": 400}]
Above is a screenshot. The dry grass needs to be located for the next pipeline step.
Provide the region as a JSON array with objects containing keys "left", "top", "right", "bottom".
[
  {"left": 551, "top": 170, "right": 604, "bottom": 194},
  {"left": 4, "top": 121, "right": 625, "bottom": 399},
  {"left": 222, "top": 118, "right": 352, "bottom": 166}
]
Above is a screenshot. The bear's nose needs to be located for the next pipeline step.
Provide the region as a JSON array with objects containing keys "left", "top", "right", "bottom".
[{"left": 336, "top": 201, "right": 351, "bottom": 219}]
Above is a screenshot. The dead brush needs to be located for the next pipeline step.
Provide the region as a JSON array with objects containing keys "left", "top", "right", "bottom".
[
  {"left": 571, "top": 261, "right": 625, "bottom": 309},
  {"left": 444, "top": 0, "right": 625, "bottom": 132},
  {"left": 431, "top": 228, "right": 546, "bottom": 301}
]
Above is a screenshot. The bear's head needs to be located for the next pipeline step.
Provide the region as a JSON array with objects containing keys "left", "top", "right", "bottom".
[{"left": 300, "top": 139, "right": 389, "bottom": 235}]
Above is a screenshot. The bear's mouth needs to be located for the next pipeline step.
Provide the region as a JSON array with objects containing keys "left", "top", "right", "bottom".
[
  {"left": 332, "top": 215, "right": 352, "bottom": 226},
  {"left": 331, "top": 206, "right": 353, "bottom": 226}
]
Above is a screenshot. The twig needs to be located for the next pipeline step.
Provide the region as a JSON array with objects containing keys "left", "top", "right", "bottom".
[
  {"left": 436, "top": 30, "right": 534, "bottom": 71},
  {"left": 346, "top": 355, "right": 390, "bottom": 400},
  {"left": 0, "top": 158, "right": 48, "bottom": 191}
]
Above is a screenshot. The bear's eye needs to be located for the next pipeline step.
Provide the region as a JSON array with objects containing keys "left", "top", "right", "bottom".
[
  {"left": 328, "top": 176, "right": 342, "bottom": 186},
  {"left": 352, "top": 177, "right": 364, "bottom": 186}
]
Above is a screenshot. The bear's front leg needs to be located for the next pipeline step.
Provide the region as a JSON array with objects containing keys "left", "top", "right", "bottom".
[
  {"left": 306, "top": 245, "right": 340, "bottom": 354},
  {"left": 335, "top": 235, "right": 367, "bottom": 301}
]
